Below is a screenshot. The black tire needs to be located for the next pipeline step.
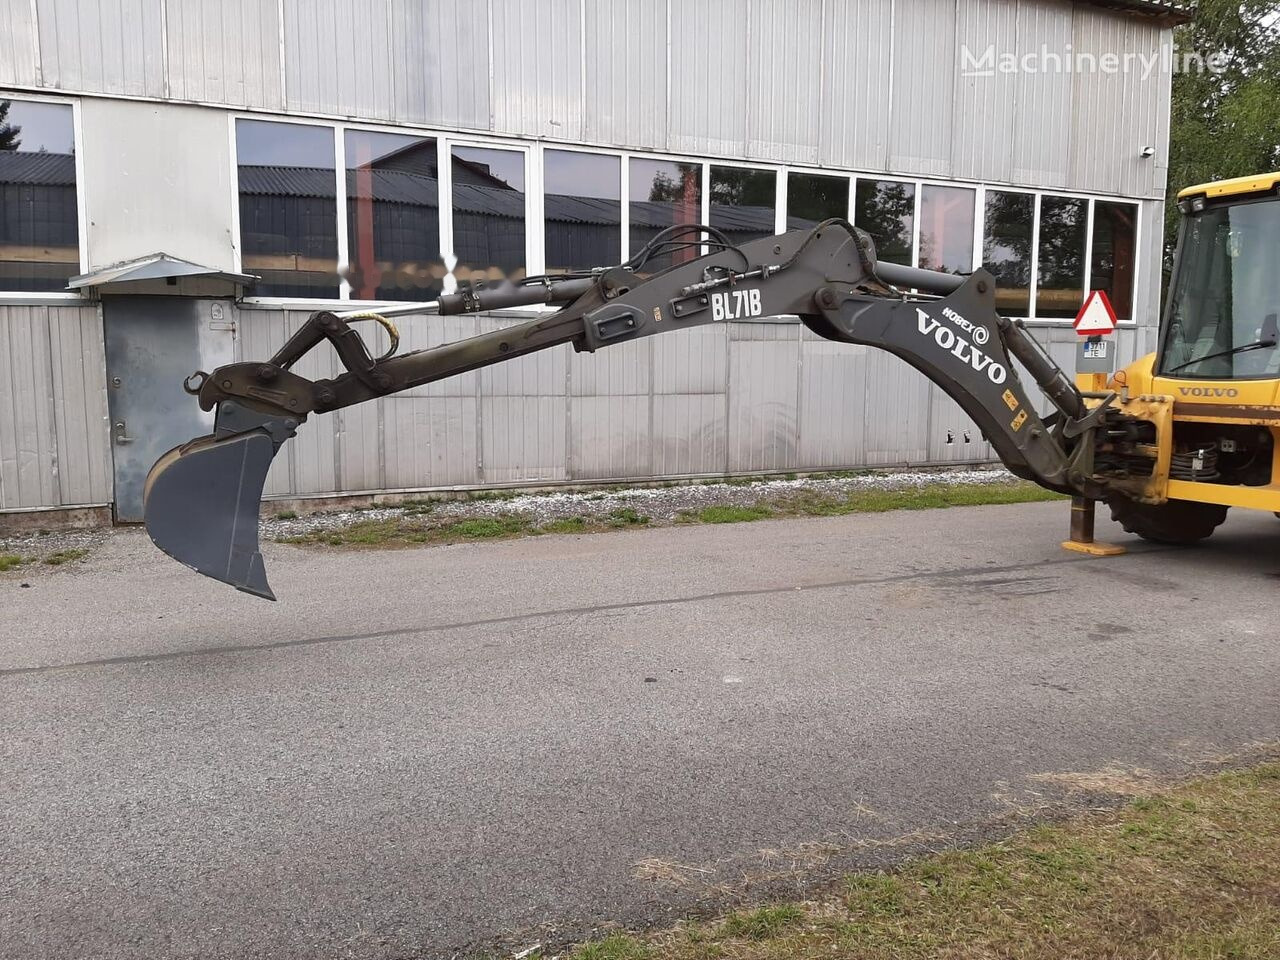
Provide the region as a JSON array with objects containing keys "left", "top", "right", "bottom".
[{"left": 1107, "top": 497, "right": 1228, "bottom": 544}]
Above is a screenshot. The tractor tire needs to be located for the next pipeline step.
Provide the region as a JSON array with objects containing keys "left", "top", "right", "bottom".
[{"left": 1107, "top": 497, "right": 1228, "bottom": 545}]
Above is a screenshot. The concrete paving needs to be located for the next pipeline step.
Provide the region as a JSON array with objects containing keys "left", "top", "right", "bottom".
[{"left": 2, "top": 502, "right": 1278, "bottom": 959}]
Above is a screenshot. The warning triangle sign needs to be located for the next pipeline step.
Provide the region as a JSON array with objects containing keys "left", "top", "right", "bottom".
[{"left": 1074, "top": 290, "right": 1118, "bottom": 335}]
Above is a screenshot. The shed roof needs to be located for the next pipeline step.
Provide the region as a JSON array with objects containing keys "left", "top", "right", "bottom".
[{"left": 1081, "top": 0, "right": 1195, "bottom": 25}]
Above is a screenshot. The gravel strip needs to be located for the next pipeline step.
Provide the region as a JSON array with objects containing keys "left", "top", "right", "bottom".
[
  {"left": 0, "top": 528, "right": 111, "bottom": 561},
  {"left": 261, "top": 467, "right": 1019, "bottom": 538}
]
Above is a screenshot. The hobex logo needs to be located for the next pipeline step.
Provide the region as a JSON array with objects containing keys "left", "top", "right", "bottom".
[{"left": 915, "top": 308, "right": 1007, "bottom": 385}]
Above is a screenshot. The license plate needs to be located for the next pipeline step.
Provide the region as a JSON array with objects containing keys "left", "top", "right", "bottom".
[{"left": 1082, "top": 340, "right": 1108, "bottom": 359}]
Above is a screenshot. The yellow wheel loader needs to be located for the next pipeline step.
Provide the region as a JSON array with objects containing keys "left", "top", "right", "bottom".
[{"left": 141, "top": 173, "right": 1280, "bottom": 599}]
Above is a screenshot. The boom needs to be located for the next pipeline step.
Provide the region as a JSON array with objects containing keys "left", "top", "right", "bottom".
[{"left": 144, "top": 221, "right": 1116, "bottom": 599}]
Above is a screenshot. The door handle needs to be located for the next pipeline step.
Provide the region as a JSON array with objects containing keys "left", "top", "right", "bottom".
[{"left": 114, "top": 420, "right": 135, "bottom": 444}]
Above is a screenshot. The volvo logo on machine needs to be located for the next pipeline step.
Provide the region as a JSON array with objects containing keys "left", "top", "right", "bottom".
[
  {"left": 916, "top": 308, "right": 1007, "bottom": 385},
  {"left": 1178, "top": 386, "right": 1239, "bottom": 398}
]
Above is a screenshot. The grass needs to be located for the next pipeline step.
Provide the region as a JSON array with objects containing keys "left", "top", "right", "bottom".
[
  {"left": 785, "top": 481, "right": 1063, "bottom": 517},
  {"left": 42, "top": 548, "right": 87, "bottom": 566},
  {"left": 285, "top": 514, "right": 535, "bottom": 548},
  {"left": 541, "top": 516, "right": 591, "bottom": 534},
  {"left": 0, "top": 553, "right": 25, "bottom": 572},
  {"left": 606, "top": 507, "right": 651, "bottom": 527},
  {"left": 566, "top": 762, "right": 1280, "bottom": 960},
  {"left": 693, "top": 504, "right": 775, "bottom": 524},
  {"left": 275, "top": 480, "right": 1063, "bottom": 550}
]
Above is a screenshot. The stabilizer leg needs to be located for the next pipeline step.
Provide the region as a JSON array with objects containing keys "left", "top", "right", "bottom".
[{"left": 1061, "top": 496, "right": 1126, "bottom": 557}]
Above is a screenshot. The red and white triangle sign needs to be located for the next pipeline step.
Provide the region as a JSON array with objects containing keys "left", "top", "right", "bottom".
[{"left": 1074, "top": 289, "right": 1118, "bottom": 335}]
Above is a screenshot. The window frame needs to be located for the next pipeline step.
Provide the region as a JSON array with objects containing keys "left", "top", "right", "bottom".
[
  {"left": 225, "top": 111, "right": 1142, "bottom": 327},
  {"left": 0, "top": 91, "right": 88, "bottom": 302},
  {"left": 543, "top": 143, "right": 626, "bottom": 270}
]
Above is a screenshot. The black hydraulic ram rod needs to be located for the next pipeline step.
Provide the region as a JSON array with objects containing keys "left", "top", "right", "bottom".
[{"left": 438, "top": 277, "right": 596, "bottom": 315}]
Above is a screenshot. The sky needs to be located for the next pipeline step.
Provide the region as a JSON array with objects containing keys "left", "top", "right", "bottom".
[{"left": 2, "top": 99, "right": 75, "bottom": 154}]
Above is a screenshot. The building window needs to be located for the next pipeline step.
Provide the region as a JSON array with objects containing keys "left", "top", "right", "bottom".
[
  {"left": 236, "top": 119, "right": 339, "bottom": 299},
  {"left": 0, "top": 99, "right": 79, "bottom": 293},
  {"left": 787, "top": 172, "right": 849, "bottom": 229},
  {"left": 1091, "top": 200, "right": 1137, "bottom": 322},
  {"left": 918, "top": 184, "right": 974, "bottom": 275},
  {"left": 709, "top": 166, "right": 776, "bottom": 245},
  {"left": 345, "top": 129, "right": 441, "bottom": 302},
  {"left": 982, "top": 191, "right": 1035, "bottom": 316},
  {"left": 544, "top": 150, "right": 620, "bottom": 274},
  {"left": 629, "top": 158, "right": 701, "bottom": 273},
  {"left": 854, "top": 179, "right": 914, "bottom": 266},
  {"left": 1036, "top": 195, "right": 1088, "bottom": 319},
  {"left": 451, "top": 145, "right": 526, "bottom": 286}
]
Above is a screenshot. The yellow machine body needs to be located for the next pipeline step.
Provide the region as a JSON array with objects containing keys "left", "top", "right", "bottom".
[
  {"left": 1090, "top": 358, "right": 1280, "bottom": 511},
  {"left": 1078, "top": 170, "right": 1280, "bottom": 515}
]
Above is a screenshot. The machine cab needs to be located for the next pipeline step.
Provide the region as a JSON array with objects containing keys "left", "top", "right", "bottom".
[
  {"left": 1158, "top": 173, "right": 1280, "bottom": 389},
  {"left": 1119, "top": 172, "right": 1280, "bottom": 511}
]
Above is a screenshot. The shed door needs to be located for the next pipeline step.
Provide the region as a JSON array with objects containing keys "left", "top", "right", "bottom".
[{"left": 103, "top": 297, "right": 236, "bottom": 522}]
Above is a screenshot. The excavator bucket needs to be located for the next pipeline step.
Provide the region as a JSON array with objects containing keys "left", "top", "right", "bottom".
[{"left": 143, "top": 403, "right": 299, "bottom": 601}]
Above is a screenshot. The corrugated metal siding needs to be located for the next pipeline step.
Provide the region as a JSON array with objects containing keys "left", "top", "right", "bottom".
[
  {"left": 817, "top": 0, "right": 893, "bottom": 171},
  {"left": 1070, "top": 11, "right": 1167, "bottom": 198},
  {"left": 952, "top": 0, "right": 1020, "bottom": 184},
  {"left": 35, "top": 0, "right": 165, "bottom": 97},
  {"left": 0, "top": 0, "right": 41, "bottom": 86},
  {"left": 491, "top": 0, "right": 584, "bottom": 141},
  {"left": 283, "top": 0, "right": 394, "bottom": 121},
  {"left": 668, "top": 0, "right": 749, "bottom": 157},
  {"left": 0, "top": 299, "right": 1155, "bottom": 512},
  {"left": 583, "top": 0, "right": 667, "bottom": 150},
  {"left": 746, "top": 0, "right": 822, "bottom": 165},
  {"left": 388, "top": 0, "right": 491, "bottom": 130},
  {"left": 0, "top": 303, "right": 111, "bottom": 510},
  {"left": 165, "top": 0, "right": 284, "bottom": 109},
  {"left": 1011, "top": 0, "right": 1076, "bottom": 188},
  {"left": 889, "top": 0, "right": 956, "bottom": 178},
  {"left": 11, "top": 0, "right": 1173, "bottom": 199}
]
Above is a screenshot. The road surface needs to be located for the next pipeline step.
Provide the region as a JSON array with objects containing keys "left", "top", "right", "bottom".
[{"left": 2, "top": 502, "right": 1278, "bottom": 958}]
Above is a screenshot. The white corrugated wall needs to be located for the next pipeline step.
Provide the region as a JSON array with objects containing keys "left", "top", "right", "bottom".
[
  {"left": 0, "top": 0, "right": 1178, "bottom": 511},
  {"left": 0, "top": 304, "right": 112, "bottom": 511}
]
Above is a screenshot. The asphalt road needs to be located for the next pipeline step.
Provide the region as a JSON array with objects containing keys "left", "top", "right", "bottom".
[{"left": 2, "top": 502, "right": 1278, "bottom": 959}]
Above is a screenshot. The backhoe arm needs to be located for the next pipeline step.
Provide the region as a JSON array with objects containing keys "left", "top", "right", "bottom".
[{"left": 145, "top": 220, "right": 1101, "bottom": 599}]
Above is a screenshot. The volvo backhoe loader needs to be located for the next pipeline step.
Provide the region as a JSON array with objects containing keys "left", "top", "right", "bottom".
[{"left": 143, "top": 171, "right": 1280, "bottom": 600}]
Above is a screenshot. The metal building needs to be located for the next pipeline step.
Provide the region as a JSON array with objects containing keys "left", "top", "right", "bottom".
[{"left": 0, "top": 0, "right": 1194, "bottom": 525}]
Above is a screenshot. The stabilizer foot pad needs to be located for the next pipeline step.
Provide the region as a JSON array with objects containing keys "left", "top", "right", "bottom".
[{"left": 1060, "top": 539, "right": 1127, "bottom": 557}]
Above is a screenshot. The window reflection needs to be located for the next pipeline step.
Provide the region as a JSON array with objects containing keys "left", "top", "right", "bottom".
[
  {"left": 1091, "top": 201, "right": 1137, "bottom": 322},
  {"left": 544, "top": 150, "right": 620, "bottom": 274},
  {"left": 345, "top": 129, "right": 441, "bottom": 301},
  {"left": 983, "top": 190, "right": 1035, "bottom": 316},
  {"left": 629, "top": 158, "right": 701, "bottom": 273},
  {"left": 919, "top": 184, "right": 974, "bottom": 275},
  {"left": 1036, "top": 195, "right": 1088, "bottom": 319},
  {"left": 854, "top": 179, "right": 914, "bottom": 266},
  {"left": 787, "top": 173, "right": 849, "bottom": 229},
  {"left": 0, "top": 99, "right": 79, "bottom": 292},
  {"left": 451, "top": 145, "right": 525, "bottom": 285},
  {"left": 237, "top": 119, "right": 339, "bottom": 298},
  {"left": 709, "top": 166, "right": 776, "bottom": 245}
]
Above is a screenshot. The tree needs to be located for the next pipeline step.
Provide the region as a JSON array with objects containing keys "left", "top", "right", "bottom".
[
  {"left": 1166, "top": 1, "right": 1280, "bottom": 265},
  {"left": 0, "top": 100, "right": 21, "bottom": 151},
  {"left": 853, "top": 181, "right": 914, "bottom": 265}
]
